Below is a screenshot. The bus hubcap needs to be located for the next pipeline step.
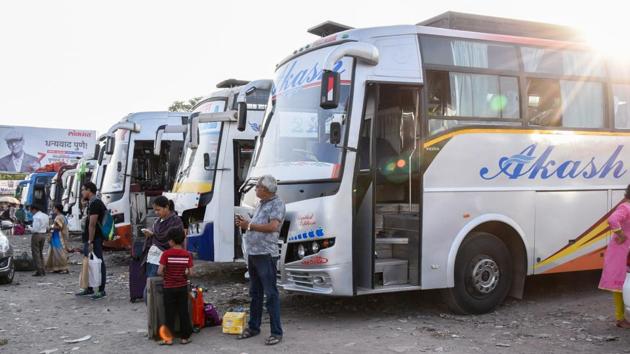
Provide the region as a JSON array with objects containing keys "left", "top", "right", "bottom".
[{"left": 471, "top": 257, "right": 499, "bottom": 294}]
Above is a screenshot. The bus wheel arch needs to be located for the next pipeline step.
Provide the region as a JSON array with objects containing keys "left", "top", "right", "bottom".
[{"left": 445, "top": 217, "right": 528, "bottom": 314}]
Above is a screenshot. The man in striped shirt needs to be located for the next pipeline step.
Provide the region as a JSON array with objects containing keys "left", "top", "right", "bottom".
[{"left": 158, "top": 228, "right": 193, "bottom": 345}]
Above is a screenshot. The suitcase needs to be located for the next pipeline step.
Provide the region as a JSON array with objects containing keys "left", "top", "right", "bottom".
[
  {"left": 129, "top": 239, "right": 146, "bottom": 302},
  {"left": 147, "top": 277, "right": 192, "bottom": 340}
]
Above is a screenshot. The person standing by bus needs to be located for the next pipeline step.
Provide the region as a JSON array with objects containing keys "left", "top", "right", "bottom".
[
  {"left": 235, "top": 175, "right": 284, "bottom": 346},
  {"left": 75, "top": 182, "right": 108, "bottom": 300},
  {"left": 599, "top": 184, "right": 630, "bottom": 328}
]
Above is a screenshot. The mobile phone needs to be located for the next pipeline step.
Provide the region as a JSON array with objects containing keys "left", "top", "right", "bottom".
[{"left": 141, "top": 228, "right": 153, "bottom": 235}]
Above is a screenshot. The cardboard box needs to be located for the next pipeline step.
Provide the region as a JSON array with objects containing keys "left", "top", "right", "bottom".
[{"left": 222, "top": 312, "right": 247, "bottom": 335}]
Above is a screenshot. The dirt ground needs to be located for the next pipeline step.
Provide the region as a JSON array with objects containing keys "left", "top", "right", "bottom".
[{"left": 2, "top": 233, "right": 630, "bottom": 354}]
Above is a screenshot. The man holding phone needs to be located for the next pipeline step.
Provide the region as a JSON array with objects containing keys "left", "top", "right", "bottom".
[{"left": 235, "top": 175, "right": 285, "bottom": 346}]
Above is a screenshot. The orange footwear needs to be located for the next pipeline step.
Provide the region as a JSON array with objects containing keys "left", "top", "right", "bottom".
[{"left": 159, "top": 325, "right": 173, "bottom": 345}]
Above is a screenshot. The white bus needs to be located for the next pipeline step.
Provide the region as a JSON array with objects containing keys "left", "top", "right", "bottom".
[
  {"left": 240, "top": 13, "right": 630, "bottom": 314},
  {"left": 100, "top": 112, "right": 188, "bottom": 248},
  {"left": 64, "top": 158, "right": 96, "bottom": 233},
  {"left": 91, "top": 134, "right": 110, "bottom": 194},
  {"left": 158, "top": 79, "right": 271, "bottom": 261}
]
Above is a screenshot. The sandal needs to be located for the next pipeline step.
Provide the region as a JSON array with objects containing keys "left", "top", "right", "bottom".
[
  {"left": 616, "top": 320, "right": 630, "bottom": 329},
  {"left": 265, "top": 335, "right": 282, "bottom": 346},
  {"left": 180, "top": 338, "right": 192, "bottom": 345},
  {"left": 237, "top": 328, "right": 260, "bottom": 340},
  {"left": 158, "top": 340, "right": 172, "bottom": 346}
]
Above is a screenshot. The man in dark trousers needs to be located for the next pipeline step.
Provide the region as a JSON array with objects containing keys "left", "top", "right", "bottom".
[
  {"left": 28, "top": 204, "right": 49, "bottom": 276},
  {"left": 75, "top": 181, "right": 108, "bottom": 300},
  {"left": 235, "top": 175, "right": 285, "bottom": 346}
]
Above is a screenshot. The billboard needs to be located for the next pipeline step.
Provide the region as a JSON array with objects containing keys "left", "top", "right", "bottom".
[{"left": 0, "top": 125, "right": 96, "bottom": 173}]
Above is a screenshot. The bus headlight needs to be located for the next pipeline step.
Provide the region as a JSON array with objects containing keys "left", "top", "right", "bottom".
[
  {"left": 297, "top": 244, "right": 306, "bottom": 259},
  {"left": 311, "top": 241, "right": 319, "bottom": 254}
]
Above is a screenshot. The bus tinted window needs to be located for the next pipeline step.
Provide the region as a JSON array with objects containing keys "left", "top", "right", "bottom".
[
  {"left": 613, "top": 84, "right": 630, "bottom": 129},
  {"left": 421, "top": 36, "right": 518, "bottom": 71},
  {"left": 609, "top": 59, "right": 630, "bottom": 82},
  {"left": 521, "top": 47, "right": 605, "bottom": 77},
  {"left": 527, "top": 78, "right": 604, "bottom": 128},
  {"left": 426, "top": 70, "right": 519, "bottom": 119}
]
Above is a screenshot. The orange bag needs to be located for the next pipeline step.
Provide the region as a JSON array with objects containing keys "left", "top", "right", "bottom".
[{"left": 191, "top": 287, "right": 205, "bottom": 328}]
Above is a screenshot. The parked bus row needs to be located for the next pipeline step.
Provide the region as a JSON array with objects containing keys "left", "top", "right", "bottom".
[{"left": 18, "top": 12, "right": 630, "bottom": 314}]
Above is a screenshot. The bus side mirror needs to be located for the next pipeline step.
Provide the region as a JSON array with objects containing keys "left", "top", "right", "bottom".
[
  {"left": 203, "top": 153, "right": 210, "bottom": 169},
  {"left": 320, "top": 70, "right": 340, "bottom": 109},
  {"left": 190, "top": 114, "right": 200, "bottom": 150},
  {"left": 105, "top": 136, "right": 114, "bottom": 155},
  {"left": 93, "top": 144, "right": 100, "bottom": 160},
  {"left": 330, "top": 122, "right": 342, "bottom": 145},
  {"left": 237, "top": 102, "right": 248, "bottom": 132}
]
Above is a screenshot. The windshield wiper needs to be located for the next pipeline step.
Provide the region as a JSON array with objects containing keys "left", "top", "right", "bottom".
[{"left": 239, "top": 177, "right": 259, "bottom": 194}]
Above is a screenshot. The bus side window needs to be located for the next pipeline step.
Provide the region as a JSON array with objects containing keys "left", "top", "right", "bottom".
[
  {"left": 527, "top": 78, "right": 605, "bottom": 129},
  {"left": 614, "top": 84, "right": 630, "bottom": 129}
]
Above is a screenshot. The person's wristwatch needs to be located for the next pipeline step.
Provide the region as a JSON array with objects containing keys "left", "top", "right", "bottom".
[{"left": 247, "top": 223, "right": 252, "bottom": 232}]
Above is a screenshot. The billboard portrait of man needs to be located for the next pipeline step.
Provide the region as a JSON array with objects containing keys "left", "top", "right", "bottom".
[{"left": 0, "top": 129, "right": 40, "bottom": 173}]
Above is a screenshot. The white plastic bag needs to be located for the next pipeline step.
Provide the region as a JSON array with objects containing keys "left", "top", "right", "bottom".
[
  {"left": 623, "top": 272, "right": 630, "bottom": 315},
  {"left": 88, "top": 252, "right": 102, "bottom": 288},
  {"left": 146, "top": 245, "right": 163, "bottom": 265}
]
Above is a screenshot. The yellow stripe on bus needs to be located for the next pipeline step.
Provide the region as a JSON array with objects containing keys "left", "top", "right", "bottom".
[
  {"left": 534, "top": 221, "right": 610, "bottom": 269},
  {"left": 173, "top": 181, "right": 213, "bottom": 194},
  {"left": 423, "top": 129, "right": 630, "bottom": 149}
]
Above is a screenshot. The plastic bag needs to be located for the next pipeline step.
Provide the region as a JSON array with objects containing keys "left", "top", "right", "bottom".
[{"left": 88, "top": 252, "right": 102, "bottom": 288}]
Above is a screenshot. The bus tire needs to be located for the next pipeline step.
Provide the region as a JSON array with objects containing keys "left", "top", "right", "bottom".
[{"left": 444, "top": 232, "right": 512, "bottom": 315}]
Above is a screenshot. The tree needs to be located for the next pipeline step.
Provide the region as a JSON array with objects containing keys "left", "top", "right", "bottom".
[{"left": 168, "top": 97, "right": 203, "bottom": 112}]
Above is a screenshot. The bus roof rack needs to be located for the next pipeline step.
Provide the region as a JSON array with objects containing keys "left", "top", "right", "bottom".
[
  {"left": 308, "top": 21, "right": 354, "bottom": 37},
  {"left": 216, "top": 79, "right": 250, "bottom": 89},
  {"left": 418, "top": 11, "right": 584, "bottom": 42}
]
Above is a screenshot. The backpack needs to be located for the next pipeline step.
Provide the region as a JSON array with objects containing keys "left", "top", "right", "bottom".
[
  {"left": 99, "top": 209, "right": 115, "bottom": 241},
  {"left": 89, "top": 197, "right": 115, "bottom": 241},
  {"left": 204, "top": 303, "right": 222, "bottom": 327}
]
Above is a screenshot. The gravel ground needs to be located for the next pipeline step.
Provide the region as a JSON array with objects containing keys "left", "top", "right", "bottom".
[{"left": 2, "top": 233, "right": 630, "bottom": 354}]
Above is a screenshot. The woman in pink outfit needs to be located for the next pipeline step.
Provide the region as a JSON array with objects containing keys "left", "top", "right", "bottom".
[{"left": 599, "top": 185, "right": 630, "bottom": 328}]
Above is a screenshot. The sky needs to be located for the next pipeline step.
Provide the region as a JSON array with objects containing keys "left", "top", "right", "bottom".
[{"left": 0, "top": 0, "right": 627, "bottom": 135}]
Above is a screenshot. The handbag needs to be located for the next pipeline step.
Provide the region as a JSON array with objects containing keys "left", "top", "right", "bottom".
[
  {"left": 79, "top": 256, "right": 89, "bottom": 289},
  {"left": 88, "top": 252, "right": 102, "bottom": 288}
]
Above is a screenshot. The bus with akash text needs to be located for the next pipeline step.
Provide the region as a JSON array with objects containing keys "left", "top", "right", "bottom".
[{"left": 239, "top": 13, "right": 630, "bottom": 314}]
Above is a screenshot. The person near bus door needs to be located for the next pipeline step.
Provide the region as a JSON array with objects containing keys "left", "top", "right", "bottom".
[
  {"left": 235, "top": 174, "right": 284, "bottom": 346},
  {"left": 599, "top": 184, "right": 630, "bottom": 328}
]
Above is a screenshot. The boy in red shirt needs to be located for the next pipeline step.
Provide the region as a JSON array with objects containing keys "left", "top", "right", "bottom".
[{"left": 158, "top": 228, "right": 193, "bottom": 345}]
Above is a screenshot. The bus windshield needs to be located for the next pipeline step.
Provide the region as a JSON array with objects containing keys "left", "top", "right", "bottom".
[
  {"left": 101, "top": 129, "right": 130, "bottom": 194},
  {"left": 251, "top": 48, "right": 354, "bottom": 182},
  {"left": 173, "top": 99, "right": 226, "bottom": 194}
]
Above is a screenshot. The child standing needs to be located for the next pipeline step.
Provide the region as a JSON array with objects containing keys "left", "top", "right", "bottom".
[{"left": 158, "top": 228, "right": 193, "bottom": 345}]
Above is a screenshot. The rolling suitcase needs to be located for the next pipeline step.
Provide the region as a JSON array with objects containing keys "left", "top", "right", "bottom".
[
  {"left": 129, "top": 239, "right": 146, "bottom": 302},
  {"left": 146, "top": 277, "right": 192, "bottom": 340}
]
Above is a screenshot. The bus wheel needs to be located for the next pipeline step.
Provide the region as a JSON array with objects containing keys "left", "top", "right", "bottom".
[{"left": 444, "top": 232, "right": 512, "bottom": 315}]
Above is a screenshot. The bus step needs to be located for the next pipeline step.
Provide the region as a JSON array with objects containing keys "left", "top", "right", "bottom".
[
  {"left": 375, "top": 237, "right": 408, "bottom": 245},
  {"left": 382, "top": 213, "right": 420, "bottom": 232},
  {"left": 374, "top": 258, "right": 408, "bottom": 286}
]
